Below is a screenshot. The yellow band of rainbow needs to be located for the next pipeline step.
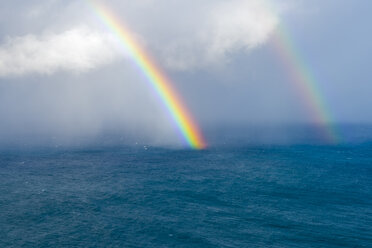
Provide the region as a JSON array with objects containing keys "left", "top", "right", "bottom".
[
  {"left": 271, "top": 24, "right": 339, "bottom": 143},
  {"left": 87, "top": 1, "right": 206, "bottom": 149}
]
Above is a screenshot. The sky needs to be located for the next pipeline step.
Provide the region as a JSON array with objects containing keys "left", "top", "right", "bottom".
[{"left": 0, "top": 0, "right": 371, "bottom": 147}]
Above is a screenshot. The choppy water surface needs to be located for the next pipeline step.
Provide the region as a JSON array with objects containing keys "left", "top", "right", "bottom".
[{"left": 1, "top": 145, "right": 371, "bottom": 247}]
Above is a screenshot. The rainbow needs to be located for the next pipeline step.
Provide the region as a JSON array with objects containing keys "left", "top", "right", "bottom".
[
  {"left": 87, "top": 1, "right": 206, "bottom": 149},
  {"left": 271, "top": 23, "right": 339, "bottom": 143}
]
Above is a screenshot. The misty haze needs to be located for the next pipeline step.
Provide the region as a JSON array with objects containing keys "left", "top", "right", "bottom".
[{"left": 0, "top": 1, "right": 371, "bottom": 247}]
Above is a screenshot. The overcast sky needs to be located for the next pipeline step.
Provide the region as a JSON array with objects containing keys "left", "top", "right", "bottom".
[{"left": 0, "top": 0, "right": 371, "bottom": 146}]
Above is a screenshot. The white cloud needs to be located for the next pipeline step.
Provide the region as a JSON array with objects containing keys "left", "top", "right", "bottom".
[
  {"left": 125, "top": 0, "right": 280, "bottom": 70},
  {"left": 0, "top": 0, "right": 282, "bottom": 76},
  {"left": 0, "top": 26, "right": 121, "bottom": 77},
  {"left": 206, "top": 0, "right": 278, "bottom": 56}
]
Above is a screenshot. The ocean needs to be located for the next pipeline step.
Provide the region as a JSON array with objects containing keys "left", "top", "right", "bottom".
[{"left": 1, "top": 142, "right": 371, "bottom": 247}]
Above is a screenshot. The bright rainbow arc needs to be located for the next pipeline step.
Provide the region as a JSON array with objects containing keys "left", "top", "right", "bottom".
[
  {"left": 87, "top": 1, "right": 206, "bottom": 149},
  {"left": 271, "top": 23, "right": 339, "bottom": 143}
]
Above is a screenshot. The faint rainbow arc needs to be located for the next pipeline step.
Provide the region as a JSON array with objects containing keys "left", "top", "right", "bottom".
[
  {"left": 87, "top": 1, "right": 206, "bottom": 149},
  {"left": 271, "top": 23, "right": 339, "bottom": 143}
]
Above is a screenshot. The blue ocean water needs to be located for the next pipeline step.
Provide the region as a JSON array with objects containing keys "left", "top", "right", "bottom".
[{"left": 1, "top": 144, "right": 371, "bottom": 247}]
